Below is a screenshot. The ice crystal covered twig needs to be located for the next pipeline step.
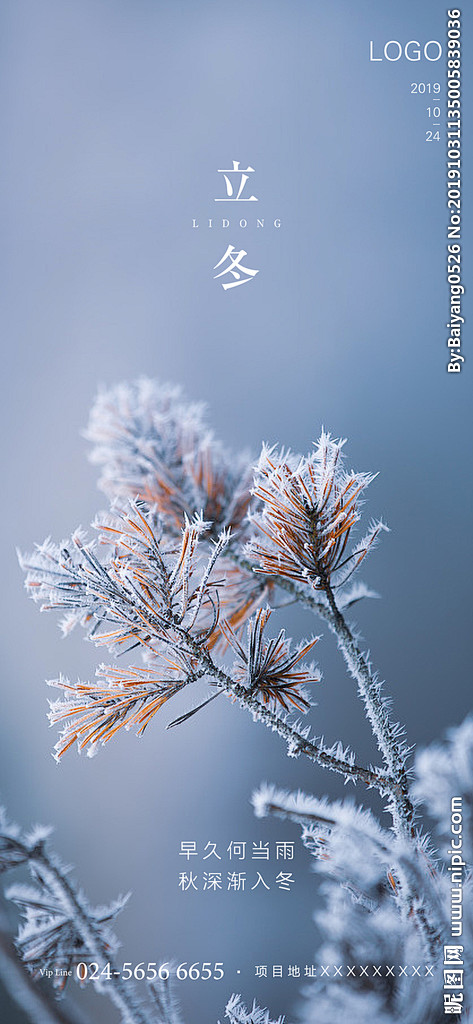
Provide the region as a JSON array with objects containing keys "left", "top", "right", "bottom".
[
  {"left": 219, "top": 992, "right": 286, "bottom": 1024},
  {"left": 252, "top": 784, "right": 444, "bottom": 942},
  {"left": 0, "top": 909, "right": 91, "bottom": 1024},
  {"left": 86, "top": 379, "right": 253, "bottom": 541},
  {"left": 247, "top": 435, "right": 384, "bottom": 590},
  {"left": 20, "top": 500, "right": 393, "bottom": 793},
  {"left": 19, "top": 375, "right": 469, "bottom": 1024},
  {"left": 336, "top": 581, "right": 379, "bottom": 609},
  {"left": 0, "top": 815, "right": 154, "bottom": 1024},
  {"left": 220, "top": 607, "right": 319, "bottom": 713},
  {"left": 316, "top": 585, "right": 414, "bottom": 837},
  {"left": 148, "top": 973, "right": 184, "bottom": 1024},
  {"left": 246, "top": 438, "right": 413, "bottom": 837},
  {"left": 250, "top": 716, "right": 473, "bottom": 1023},
  {"left": 413, "top": 715, "right": 473, "bottom": 865}
]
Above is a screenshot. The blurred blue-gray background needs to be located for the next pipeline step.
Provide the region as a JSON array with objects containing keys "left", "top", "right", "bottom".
[{"left": 1, "top": 0, "right": 471, "bottom": 1021}]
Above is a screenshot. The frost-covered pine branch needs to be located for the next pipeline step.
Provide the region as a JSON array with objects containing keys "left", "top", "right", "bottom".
[
  {"left": 0, "top": 907, "right": 91, "bottom": 1024},
  {"left": 253, "top": 784, "right": 443, "bottom": 950},
  {"left": 17, "top": 375, "right": 470, "bottom": 1024},
  {"left": 0, "top": 809, "right": 154, "bottom": 1024},
  {"left": 19, "top": 500, "right": 392, "bottom": 793},
  {"left": 246, "top": 437, "right": 413, "bottom": 837},
  {"left": 250, "top": 716, "right": 473, "bottom": 1022},
  {"left": 218, "top": 992, "right": 286, "bottom": 1024},
  {"left": 83, "top": 382, "right": 414, "bottom": 835},
  {"left": 147, "top": 973, "right": 184, "bottom": 1024},
  {"left": 413, "top": 715, "right": 473, "bottom": 865},
  {"left": 85, "top": 379, "right": 253, "bottom": 543}
]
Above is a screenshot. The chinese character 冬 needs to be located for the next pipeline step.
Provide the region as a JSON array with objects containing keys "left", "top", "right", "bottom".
[
  {"left": 214, "top": 161, "right": 258, "bottom": 202},
  {"left": 275, "top": 871, "right": 295, "bottom": 890},
  {"left": 214, "top": 246, "right": 259, "bottom": 290}
]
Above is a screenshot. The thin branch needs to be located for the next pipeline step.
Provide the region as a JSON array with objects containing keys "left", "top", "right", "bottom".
[
  {"left": 0, "top": 912, "right": 91, "bottom": 1024},
  {"left": 229, "top": 549, "right": 328, "bottom": 614},
  {"left": 29, "top": 847, "right": 152, "bottom": 1024},
  {"left": 319, "top": 580, "right": 414, "bottom": 838},
  {"left": 230, "top": 548, "right": 415, "bottom": 838},
  {"left": 169, "top": 629, "right": 400, "bottom": 798},
  {"left": 3, "top": 834, "right": 154, "bottom": 1024}
]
